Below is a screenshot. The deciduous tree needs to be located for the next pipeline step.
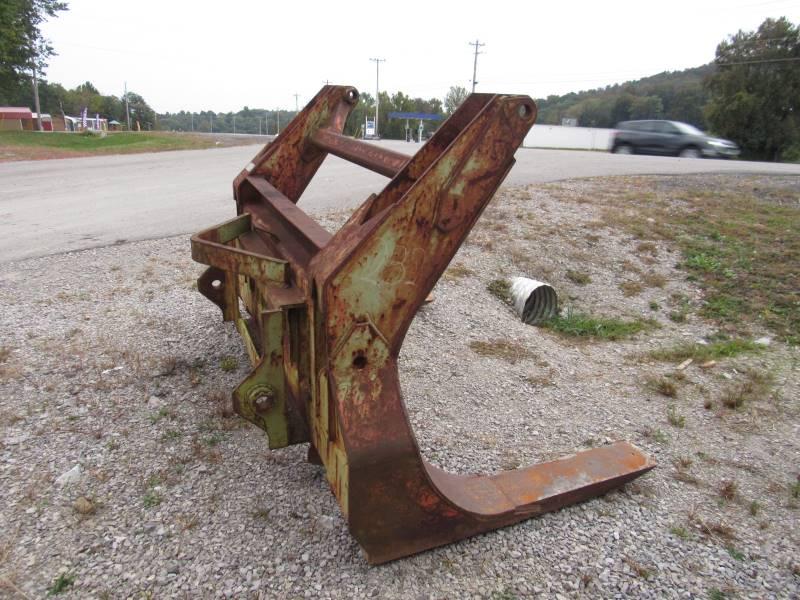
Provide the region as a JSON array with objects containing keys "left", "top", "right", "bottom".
[{"left": 705, "top": 17, "right": 800, "bottom": 160}]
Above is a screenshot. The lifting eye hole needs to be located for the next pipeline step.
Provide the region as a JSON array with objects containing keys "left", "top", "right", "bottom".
[
  {"left": 346, "top": 89, "right": 359, "bottom": 104},
  {"left": 352, "top": 355, "right": 367, "bottom": 369},
  {"left": 518, "top": 104, "right": 533, "bottom": 119},
  {"left": 211, "top": 279, "right": 222, "bottom": 289}
]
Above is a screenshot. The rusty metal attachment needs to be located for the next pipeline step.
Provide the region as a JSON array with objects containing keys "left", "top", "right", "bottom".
[{"left": 191, "top": 85, "right": 655, "bottom": 564}]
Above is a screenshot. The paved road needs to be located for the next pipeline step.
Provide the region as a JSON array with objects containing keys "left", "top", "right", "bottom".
[{"left": 1, "top": 140, "right": 799, "bottom": 263}]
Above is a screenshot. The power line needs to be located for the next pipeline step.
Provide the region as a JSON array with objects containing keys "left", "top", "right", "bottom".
[{"left": 469, "top": 39, "right": 485, "bottom": 93}]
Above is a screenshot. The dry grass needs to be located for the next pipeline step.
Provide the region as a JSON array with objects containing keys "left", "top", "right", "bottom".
[
  {"left": 641, "top": 272, "right": 667, "bottom": 288},
  {"left": 444, "top": 263, "right": 475, "bottom": 280},
  {"left": 719, "top": 369, "right": 774, "bottom": 410},
  {"left": 620, "top": 281, "right": 643, "bottom": 297},
  {"left": 469, "top": 339, "right": 533, "bottom": 364},
  {"left": 566, "top": 270, "right": 591, "bottom": 285},
  {"left": 646, "top": 376, "right": 677, "bottom": 398},
  {"left": 719, "top": 480, "right": 738, "bottom": 502}
]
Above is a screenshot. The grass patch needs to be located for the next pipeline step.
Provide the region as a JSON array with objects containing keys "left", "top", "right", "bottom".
[
  {"left": 669, "top": 525, "right": 690, "bottom": 540},
  {"left": 726, "top": 546, "right": 745, "bottom": 561},
  {"left": 648, "top": 338, "right": 761, "bottom": 363},
  {"left": 566, "top": 270, "right": 591, "bottom": 285},
  {"left": 620, "top": 281, "right": 643, "bottom": 297},
  {"left": 486, "top": 279, "right": 512, "bottom": 305},
  {"left": 667, "top": 404, "right": 686, "bottom": 428},
  {"left": 47, "top": 573, "right": 75, "bottom": 595},
  {"left": 542, "top": 308, "right": 656, "bottom": 341},
  {"left": 143, "top": 489, "right": 162, "bottom": 508},
  {"left": 642, "top": 426, "right": 669, "bottom": 445},
  {"left": 598, "top": 181, "right": 800, "bottom": 343},
  {"left": 641, "top": 272, "right": 667, "bottom": 288},
  {"left": 719, "top": 369, "right": 773, "bottom": 410},
  {"left": 469, "top": 339, "right": 532, "bottom": 364},
  {"left": 220, "top": 356, "right": 238, "bottom": 372},
  {"left": 719, "top": 480, "right": 738, "bottom": 502},
  {"left": 623, "top": 557, "right": 652, "bottom": 580},
  {"left": 444, "top": 263, "right": 474, "bottom": 280},
  {"left": 0, "top": 130, "right": 234, "bottom": 159},
  {"left": 647, "top": 376, "right": 677, "bottom": 397},
  {"left": 790, "top": 479, "right": 800, "bottom": 499}
]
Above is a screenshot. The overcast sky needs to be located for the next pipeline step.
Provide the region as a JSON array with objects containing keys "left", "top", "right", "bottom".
[{"left": 40, "top": 0, "right": 798, "bottom": 114}]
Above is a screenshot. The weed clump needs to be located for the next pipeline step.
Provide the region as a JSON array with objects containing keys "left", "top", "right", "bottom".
[
  {"left": 220, "top": 356, "right": 238, "bottom": 372},
  {"left": 469, "top": 339, "right": 532, "bottom": 364},
  {"left": 542, "top": 308, "right": 656, "bottom": 341},
  {"left": 487, "top": 279, "right": 512, "bottom": 305},
  {"left": 566, "top": 270, "right": 591, "bottom": 285},
  {"left": 648, "top": 338, "right": 761, "bottom": 363}
]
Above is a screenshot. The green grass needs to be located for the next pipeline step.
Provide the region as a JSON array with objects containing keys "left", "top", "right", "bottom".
[
  {"left": 541, "top": 308, "right": 656, "bottom": 341},
  {"left": 590, "top": 181, "right": 800, "bottom": 344},
  {"left": 0, "top": 130, "right": 223, "bottom": 156},
  {"left": 220, "top": 356, "right": 238, "bottom": 372},
  {"left": 667, "top": 404, "right": 686, "bottom": 428},
  {"left": 648, "top": 338, "right": 761, "bottom": 362},
  {"left": 669, "top": 525, "right": 690, "bottom": 540},
  {"left": 47, "top": 573, "right": 75, "bottom": 595}
]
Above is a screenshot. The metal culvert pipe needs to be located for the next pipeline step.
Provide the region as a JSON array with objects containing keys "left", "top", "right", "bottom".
[{"left": 510, "top": 277, "right": 558, "bottom": 325}]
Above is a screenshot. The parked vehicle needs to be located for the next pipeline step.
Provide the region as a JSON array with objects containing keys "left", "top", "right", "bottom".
[{"left": 609, "top": 120, "right": 740, "bottom": 158}]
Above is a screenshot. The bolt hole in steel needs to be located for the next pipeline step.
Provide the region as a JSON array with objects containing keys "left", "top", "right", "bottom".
[
  {"left": 352, "top": 355, "right": 368, "bottom": 370},
  {"left": 211, "top": 279, "right": 222, "bottom": 289},
  {"left": 346, "top": 88, "right": 359, "bottom": 104},
  {"left": 518, "top": 103, "right": 533, "bottom": 119},
  {"left": 253, "top": 394, "right": 274, "bottom": 413}
]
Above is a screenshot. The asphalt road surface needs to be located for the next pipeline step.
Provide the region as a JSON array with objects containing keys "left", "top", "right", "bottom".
[{"left": 1, "top": 140, "right": 799, "bottom": 263}]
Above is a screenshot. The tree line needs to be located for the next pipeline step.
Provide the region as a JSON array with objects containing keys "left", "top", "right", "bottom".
[{"left": 2, "top": 2, "right": 797, "bottom": 160}]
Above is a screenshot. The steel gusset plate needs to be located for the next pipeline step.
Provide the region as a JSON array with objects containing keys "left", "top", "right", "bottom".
[{"left": 191, "top": 85, "right": 655, "bottom": 564}]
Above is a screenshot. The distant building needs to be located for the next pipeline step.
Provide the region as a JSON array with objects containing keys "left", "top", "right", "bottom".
[{"left": 0, "top": 107, "right": 33, "bottom": 131}]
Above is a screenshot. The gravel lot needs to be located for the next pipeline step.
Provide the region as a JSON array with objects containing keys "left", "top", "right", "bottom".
[{"left": 1, "top": 174, "right": 798, "bottom": 599}]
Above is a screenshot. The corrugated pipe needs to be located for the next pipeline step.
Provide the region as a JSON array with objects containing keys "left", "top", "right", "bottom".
[{"left": 510, "top": 277, "right": 558, "bottom": 325}]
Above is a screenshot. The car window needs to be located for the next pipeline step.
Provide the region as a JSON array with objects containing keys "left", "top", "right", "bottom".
[{"left": 654, "top": 122, "right": 680, "bottom": 135}]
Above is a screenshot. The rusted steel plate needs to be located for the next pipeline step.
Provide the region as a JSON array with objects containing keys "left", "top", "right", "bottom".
[{"left": 191, "top": 85, "right": 655, "bottom": 564}]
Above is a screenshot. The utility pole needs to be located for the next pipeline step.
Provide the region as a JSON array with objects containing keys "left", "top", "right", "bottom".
[
  {"left": 124, "top": 81, "right": 131, "bottom": 131},
  {"left": 469, "top": 39, "right": 485, "bottom": 93},
  {"left": 276, "top": 110, "right": 280, "bottom": 134},
  {"left": 293, "top": 93, "right": 300, "bottom": 112},
  {"left": 31, "top": 67, "right": 43, "bottom": 131},
  {"left": 369, "top": 57, "right": 385, "bottom": 136},
  {"left": 258, "top": 117, "right": 261, "bottom": 135},
  {"left": 210, "top": 113, "right": 213, "bottom": 133},
  {"left": 190, "top": 112, "right": 194, "bottom": 131},
  {"left": 233, "top": 114, "right": 236, "bottom": 134}
]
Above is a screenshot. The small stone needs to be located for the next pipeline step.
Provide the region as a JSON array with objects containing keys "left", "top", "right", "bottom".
[
  {"left": 754, "top": 337, "right": 771, "bottom": 347},
  {"left": 55, "top": 464, "right": 82, "bottom": 486},
  {"left": 148, "top": 395, "right": 164, "bottom": 408}
]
